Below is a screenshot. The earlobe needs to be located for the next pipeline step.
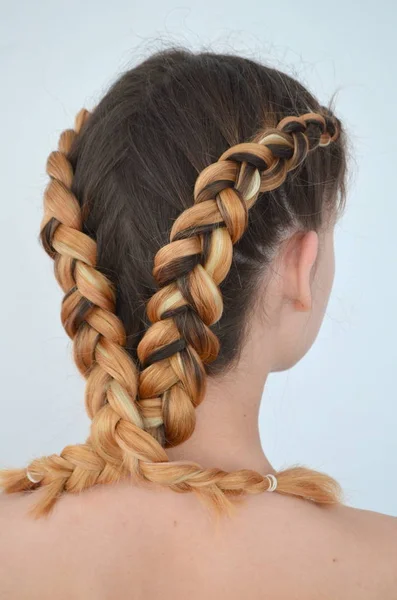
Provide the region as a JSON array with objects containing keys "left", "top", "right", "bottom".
[{"left": 294, "top": 230, "right": 319, "bottom": 312}]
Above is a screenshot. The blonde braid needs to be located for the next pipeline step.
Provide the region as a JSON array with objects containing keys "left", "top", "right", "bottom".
[
  {"left": 137, "top": 111, "right": 340, "bottom": 448},
  {"left": 0, "top": 110, "right": 342, "bottom": 518},
  {"left": 0, "top": 109, "right": 170, "bottom": 515}
]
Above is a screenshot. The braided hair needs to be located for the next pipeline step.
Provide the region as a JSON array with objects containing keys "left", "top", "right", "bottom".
[{"left": 0, "top": 48, "right": 347, "bottom": 518}]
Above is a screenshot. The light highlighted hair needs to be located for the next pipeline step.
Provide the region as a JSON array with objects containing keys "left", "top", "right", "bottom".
[{"left": 0, "top": 48, "right": 347, "bottom": 519}]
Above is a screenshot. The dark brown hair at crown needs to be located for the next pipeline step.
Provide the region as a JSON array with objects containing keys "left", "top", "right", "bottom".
[
  {"left": 0, "top": 46, "right": 348, "bottom": 519},
  {"left": 77, "top": 50, "right": 345, "bottom": 368}
]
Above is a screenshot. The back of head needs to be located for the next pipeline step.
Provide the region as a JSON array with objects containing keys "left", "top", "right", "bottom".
[{"left": 0, "top": 46, "right": 348, "bottom": 519}]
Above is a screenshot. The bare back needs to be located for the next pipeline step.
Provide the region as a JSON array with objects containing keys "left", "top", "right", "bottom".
[{"left": 0, "top": 483, "right": 396, "bottom": 600}]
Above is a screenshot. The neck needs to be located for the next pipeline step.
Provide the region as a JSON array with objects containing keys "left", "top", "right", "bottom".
[{"left": 166, "top": 330, "right": 275, "bottom": 475}]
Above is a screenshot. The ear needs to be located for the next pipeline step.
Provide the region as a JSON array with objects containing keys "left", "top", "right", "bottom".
[
  {"left": 282, "top": 230, "right": 319, "bottom": 312},
  {"left": 295, "top": 230, "right": 319, "bottom": 311}
]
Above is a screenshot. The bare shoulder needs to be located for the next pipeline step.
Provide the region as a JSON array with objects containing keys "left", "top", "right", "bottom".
[
  {"left": 0, "top": 484, "right": 396, "bottom": 600},
  {"left": 0, "top": 486, "right": 118, "bottom": 598},
  {"left": 0, "top": 489, "right": 79, "bottom": 598},
  {"left": 224, "top": 492, "right": 396, "bottom": 600}
]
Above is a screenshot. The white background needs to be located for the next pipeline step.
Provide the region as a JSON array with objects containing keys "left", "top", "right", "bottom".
[{"left": 0, "top": 1, "right": 395, "bottom": 516}]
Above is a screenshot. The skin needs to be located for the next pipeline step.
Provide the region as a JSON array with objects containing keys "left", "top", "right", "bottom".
[{"left": 0, "top": 217, "right": 396, "bottom": 599}]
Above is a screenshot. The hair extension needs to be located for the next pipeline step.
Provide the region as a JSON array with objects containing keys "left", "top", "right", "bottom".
[{"left": 0, "top": 48, "right": 347, "bottom": 519}]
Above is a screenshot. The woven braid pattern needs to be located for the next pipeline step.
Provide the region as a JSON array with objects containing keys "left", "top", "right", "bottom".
[
  {"left": 137, "top": 111, "right": 340, "bottom": 447},
  {"left": 0, "top": 109, "right": 341, "bottom": 517}
]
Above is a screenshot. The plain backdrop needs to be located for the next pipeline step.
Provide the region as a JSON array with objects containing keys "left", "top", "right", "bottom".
[{"left": 0, "top": 0, "right": 396, "bottom": 517}]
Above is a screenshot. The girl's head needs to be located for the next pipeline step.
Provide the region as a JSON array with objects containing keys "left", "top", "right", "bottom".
[{"left": 1, "top": 47, "right": 348, "bottom": 517}]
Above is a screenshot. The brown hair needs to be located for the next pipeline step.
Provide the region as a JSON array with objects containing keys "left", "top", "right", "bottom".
[{"left": 0, "top": 47, "right": 348, "bottom": 519}]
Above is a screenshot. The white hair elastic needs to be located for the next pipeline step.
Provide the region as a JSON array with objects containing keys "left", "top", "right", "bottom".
[
  {"left": 265, "top": 473, "right": 278, "bottom": 492},
  {"left": 26, "top": 469, "right": 41, "bottom": 484}
]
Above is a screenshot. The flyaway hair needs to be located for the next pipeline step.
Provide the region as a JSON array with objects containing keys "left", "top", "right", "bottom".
[{"left": 0, "top": 48, "right": 347, "bottom": 519}]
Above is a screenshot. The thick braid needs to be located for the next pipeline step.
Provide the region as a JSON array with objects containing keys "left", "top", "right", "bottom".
[
  {"left": 40, "top": 109, "right": 155, "bottom": 467},
  {"left": 137, "top": 111, "right": 340, "bottom": 448},
  {"left": 0, "top": 110, "right": 342, "bottom": 518},
  {"left": 0, "top": 110, "right": 172, "bottom": 514}
]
